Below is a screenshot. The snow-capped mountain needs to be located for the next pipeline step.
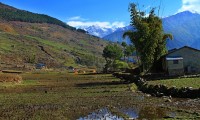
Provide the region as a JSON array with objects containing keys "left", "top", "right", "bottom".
[
  {"left": 80, "top": 25, "right": 116, "bottom": 38},
  {"left": 163, "top": 11, "right": 200, "bottom": 50},
  {"left": 103, "top": 25, "right": 134, "bottom": 44},
  {"left": 102, "top": 11, "right": 200, "bottom": 50}
]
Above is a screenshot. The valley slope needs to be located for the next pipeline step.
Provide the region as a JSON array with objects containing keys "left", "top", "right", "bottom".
[{"left": 0, "top": 3, "right": 107, "bottom": 70}]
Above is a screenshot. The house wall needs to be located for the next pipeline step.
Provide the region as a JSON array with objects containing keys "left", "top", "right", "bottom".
[
  {"left": 167, "top": 59, "right": 183, "bottom": 69},
  {"left": 167, "top": 60, "right": 184, "bottom": 76},
  {"left": 166, "top": 47, "right": 200, "bottom": 74}
]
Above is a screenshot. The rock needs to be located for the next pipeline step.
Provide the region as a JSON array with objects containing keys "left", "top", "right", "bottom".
[
  {"left": 151, "top": 93, "right": 156, "bottom": 97},
  {"left": 158, "top": 92, "right": 164, "bottom": 97},
  {"left": 188, "top": 87, "right": 193, "bottom": 90},
  {"left": 169, "top": 87, "right": 178, "bottom": 96},
  {"left": 162, "top": 96, "right": 169, "bottom": 99},
  {"left": 165, "top": 99, "right": 172, "bottom": 102},
  {"left": 146, "top": 94, "right": 151, "bottom": 97},
  {"left": 169, "top": 95, "right": 172, "bottom": 99},
  {"left": 160, "top": 85, "right": 168, "bottom": 94}
]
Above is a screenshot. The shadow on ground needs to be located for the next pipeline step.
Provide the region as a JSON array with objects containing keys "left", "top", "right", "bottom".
[{"left": 76, "top": 81, "right": 125, "bottom": 87}]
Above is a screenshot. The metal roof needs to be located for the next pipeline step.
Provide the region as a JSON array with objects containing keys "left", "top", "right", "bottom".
[
  {"left": 166, "top": 57, "right": 183, "bottom": 60},
  {"left": 167, "top": 46, "right": 200, "bottom": 56}
]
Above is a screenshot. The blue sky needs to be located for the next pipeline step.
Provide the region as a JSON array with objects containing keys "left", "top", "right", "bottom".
[{"left": 0, "top": 0, "right": 199, "bottom": 28}]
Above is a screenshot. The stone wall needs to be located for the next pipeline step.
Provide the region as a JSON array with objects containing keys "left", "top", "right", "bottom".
[{"left": 113, "top": 73, "right": 200, "bottom": 98}]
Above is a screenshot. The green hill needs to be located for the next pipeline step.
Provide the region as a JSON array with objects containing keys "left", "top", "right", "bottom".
[
  {"left": 0, "top": 2, "right": 74, "bottom": 30},
  {"left": 0, "top": 3, "right": 107, "bottom": 70}
]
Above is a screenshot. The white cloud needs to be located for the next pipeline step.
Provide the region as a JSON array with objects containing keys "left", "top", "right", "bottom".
[
  {"left": 67, "top": 21, "right": 126, "bottom": 29},
  {"left": 67, "top": 16, "right": 87, "bottom": 21},
  {"left": 178, "top": 0, "right": 200, "bottom": 13},
  {"left": 110, "top": 22, "right": 126, "bottom": 28},
  {"left": 144, "top": 5, "right": 151, "bottom": 11},
  {"left": 67, "top": 16, "right": 126, "bottom": 29}
]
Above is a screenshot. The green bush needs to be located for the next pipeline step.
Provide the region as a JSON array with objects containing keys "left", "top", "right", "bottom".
[{"left": 113, "top": 60, "right": 129, "bottom": 71}]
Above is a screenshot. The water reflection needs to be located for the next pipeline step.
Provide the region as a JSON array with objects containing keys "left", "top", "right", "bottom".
[
  {"left": 78, "top": 108, "right": 123, "bottom": 120},
  {"left": 169, "top": 112, "right": 176, "bottom": 118},
  {"left": 121, "top": 108, "right": 138, "bottom": 119},
  {"left": 78, "top": 108, "right": 138, "bottom": 120},
  {"left": 164, "top": 112, "right": 176, "bottom": 119},
  {"left": 78, "top": 106, "right": 172, "bottom": 120}
]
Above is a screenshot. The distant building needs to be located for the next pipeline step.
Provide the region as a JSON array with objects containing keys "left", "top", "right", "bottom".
[
  {"left": 162, "top": 46, "right": 200, "bottom": 76},
  {"left": 35, "top": 63, "right": 46, "bottom": 69},
  {"left": 68, "top": 66, "right": 75, "bottom": 72}
]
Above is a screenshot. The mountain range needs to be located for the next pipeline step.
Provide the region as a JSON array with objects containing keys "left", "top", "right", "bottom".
[
  {"left": 163, "top": 11, "right": 200, "bottom": 50},
  {"left": 103, "top": 26, "right": 134, "bottom": 44},
  {"left": 85, "top": 11, "right": 200, "bottom": 50},
  {"left": 80, "top": 25, "right": 116, "bottom": 38}
]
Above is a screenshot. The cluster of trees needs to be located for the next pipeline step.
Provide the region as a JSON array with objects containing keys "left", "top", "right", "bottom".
[
  {"left": 0, "top": 8, "right": 75, "bottom": 30},
  {"left": 102, "top": 43, "right": 135, "bottom": 73},
  {"left": 123, "top": 3, "right": 172, "bottom": 73}
]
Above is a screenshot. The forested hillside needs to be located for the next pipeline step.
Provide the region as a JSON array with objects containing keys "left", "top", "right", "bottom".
[{"left": 0, "top": 3, "right": 74, "bottom": 30}]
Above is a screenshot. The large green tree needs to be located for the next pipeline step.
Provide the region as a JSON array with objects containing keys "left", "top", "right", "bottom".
[
  {"left": 102, "top": 44, "right": 123, "bottom": 72},
  {"left": 123, "top": 3, "right": 172, "bottom": 73}
]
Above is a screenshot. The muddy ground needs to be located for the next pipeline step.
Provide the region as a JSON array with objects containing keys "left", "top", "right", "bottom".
[{"left": 0, "top": 72, "right": 199, "bottom": 119}]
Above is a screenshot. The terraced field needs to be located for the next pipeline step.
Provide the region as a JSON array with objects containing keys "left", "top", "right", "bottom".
[{"left": 0, "top": 72, "right": 200, "bottom": 119}]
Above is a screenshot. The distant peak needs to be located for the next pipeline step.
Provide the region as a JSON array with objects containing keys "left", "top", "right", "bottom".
[
  {"left": 176, "top": 10, "right": 200, "bottom": 16},
  {"left": 163, "top": 10, "right": 200, "bottom": 19},
  {"left": 90, "top": 25, "right": 104, "bottom": 28}
]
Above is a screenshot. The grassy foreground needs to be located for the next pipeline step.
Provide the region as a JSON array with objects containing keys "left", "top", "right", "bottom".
[
  {"left": 147, "top": 77, "right": 200, "bottom": 89},
  {"left": 0, "top": 72, "right": 199, "bottom": 119}
]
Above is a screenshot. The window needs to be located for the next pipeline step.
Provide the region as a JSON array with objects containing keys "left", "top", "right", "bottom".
[{"left": 173, "top": 60, "right": 179, "bottom": 64}]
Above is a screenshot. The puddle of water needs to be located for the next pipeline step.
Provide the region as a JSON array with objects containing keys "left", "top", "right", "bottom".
[
  {"left": 78, "top": 106, "right": 174, "bottom": 120},
  {"left": 78, "top": 108, "right": 138, "bottom": 120},
  {"left": 78, "top": 108, "right": 123, "bottom": 120},
  {"left": 164, "top": 112, "right": 176, "bottom": 118},
  {"left": 120, "top": 108, "right": 138, "bottom": 119}
]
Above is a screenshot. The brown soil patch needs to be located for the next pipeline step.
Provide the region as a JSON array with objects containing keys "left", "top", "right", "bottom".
[
  {"left": 51, "top": 31, "right": 65, "bottom": 39},
  {"left": 0, "top": 73, "right": 22, "bottom": 83},
  {"left": 0, "top": 23, "right": 16, "bottom": 33}
]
